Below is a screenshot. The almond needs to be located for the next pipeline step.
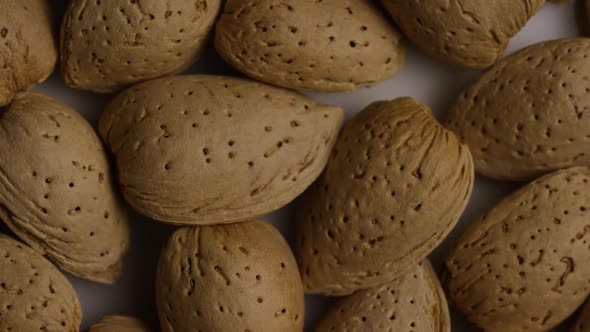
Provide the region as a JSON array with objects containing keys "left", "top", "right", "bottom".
[
  {"left": 444, "top": 167, "right": 590, "bottom": 331},
  {"left": 215, "top": 0, "right": 404, "bottom": 92},
  {"left": 0, "top": 0, "right": 57, "bottom": 105},
  {"left": 60, "top": 0, "right": 221, "bottom": 93},
  {"left": 0, "top": 234, "right": 81, "bottom": 332},
  {"left": 446, "top": 38, "right": 590, "bottom": 181},
  {"left": 381, "top": 0, "right": 544, "bottom": 68},
  {"left": 0, "top": 92, "right": 130, "bottom": 283},
  {"left": 316, "top": 261, "right": 450, "bottom": 332},
  {"left": 296, "top": 97, "right": 474, "bottom": 295},
  {"left": 156, "top": 220, "right": 304, "bottom": 332},
  {"left": 99, "top": 75, "right": 343, "bottom": 225}
]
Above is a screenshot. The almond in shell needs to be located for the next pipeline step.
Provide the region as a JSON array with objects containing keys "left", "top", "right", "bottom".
[
  {"left": 444, "top": 167, "right": 590, "bottom": 331},
  {"left": 296, "top": 97, "right": 474, "bottom": 295},
  {"left": 0, "top": 92, "right": 130, "bottom": 283},
  {"left": 99, "top": 75, "right": 343, "bottom": 225}
]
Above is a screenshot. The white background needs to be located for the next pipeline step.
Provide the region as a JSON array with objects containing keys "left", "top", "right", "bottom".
[{"left": 24, "top": 1, "right": 584, "bottom": 331}]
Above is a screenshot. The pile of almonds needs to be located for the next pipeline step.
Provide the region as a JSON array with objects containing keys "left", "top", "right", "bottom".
[{"left": 0, "top": 0, "right": 589, "bottom": 331}]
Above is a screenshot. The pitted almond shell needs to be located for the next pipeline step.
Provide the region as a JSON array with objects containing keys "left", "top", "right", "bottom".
[
  {"left": 0, "top": 0, "right": 57, "bottom": 105},
  {"left": 381, "top": 0, "right": 543, "bottom": 68},
  {"left": 296, "top": 97, "right": 474, "bottom": 295},
  {"left": 0, "top": 234, "right": 81, "bottom": 332},
  {"left": 447, "top": 38, "right": 590, "bottom": 181},
  {"left": 156, "top": 220, "right": 304, "bottom": 332},
  {"left": 315, "top": 261, "right": 450, "bottom": 332},
  {"left": 215, "top": 0, "right": 404, "bottom": 92},
  {"left": 60, "top": 0, "right": 221, "bottom": 93},
  {"left": 99, "top": 75, "right": 343, "bottom": 225},
  {"left": 0, "top": 92, "right": 130, "bottom": 283},
  {"left": 445, "top": 167, "right": 590, "bottom": 331}
]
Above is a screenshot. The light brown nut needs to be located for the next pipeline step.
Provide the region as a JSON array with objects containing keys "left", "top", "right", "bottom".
[
  {"left": 381, "top": 0, "right": 544, "bottom": 68},
  {"left": 0, "top": 92, "right": 130, "bottom": 283},
  {"left": 214, "top": 0, "right": 405, "bottom": 92},
  {"left": 444, "top": 167, "right": 590, "bottom": 331},
  {"left": 572, "top": 300, "right": 590, "bottom": 332},
  {"left": 315, "top": 261, "right": 450, "bottom": 332},
  {"left": 156, "top": 220, "right": 304, "bottom": 332},
  {"left": 99, "top": 75, "right": 343, "bottom": 225},
  {"left": 0, "top": 234, "right": 81, "bottom": 332},
  {"left": 0, "top": 0, "right": 57, "bottom": 106},
  {"left": 88, "top": 316, "right": 151, "bottom": 332},
  {"left": 296, "top": 97, "right": 474, "bottom": 295},
  {"left": 60, "top": 0, "right": 221, "bottom": 93},
  {"left": 446, "top": 38, "right": 590, "bottom": 181}
]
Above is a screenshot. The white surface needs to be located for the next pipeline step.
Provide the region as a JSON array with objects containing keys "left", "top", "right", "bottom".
[{"left": 28, "top": 2, "right": 582, "bottom": 331}]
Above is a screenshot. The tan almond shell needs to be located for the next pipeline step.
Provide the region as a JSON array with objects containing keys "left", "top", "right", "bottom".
[
  {"left": 60, "top": 0, "right": 221, "bottom": 93},
  {"left": 0, "top": 0, "right": 57, "bottom": 106},
  {"left": 296, "top": 97, "right": 474, "bottom": 296},
  {"left": 87, "top": 316, "right": 151, "bottom": 332},
  {"left": 0, "top": 92, "right": 130, "bottom": 283},
  {"left": 214, "top": 0, "right": 405, "bottom": 92},
  {"left": 381, "top": 0, "right": 544, "bottom": 68},
  {"left": 446, "top": 38, "right": 590, "bottom": 181},
  {"left": 315, "top": 261, "right": 450, "bottom": 332},
  {"left": 572, "top": 300, "right": 590, "bottom": 332},
  {"left": 444, "top": 167, "right": 590, "bottom": 331},
  {"left": 156, "top": 220, "right": 305, "bottom": 332},
  {"left": 0, "top": 234, "right": 81, "bottom": 332},
  {"left": 99, "top": 75, "right": 343, "bottom": 225}
]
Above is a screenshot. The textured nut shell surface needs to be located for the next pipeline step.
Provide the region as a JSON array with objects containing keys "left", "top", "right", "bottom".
[
  {"left": 315, "top": 261, "right": 450, "bottom": 332},
  {"left": 156, "top": 220, "right": 304, "bottom": 332},
  {"left": 381, "top": 0, "right": 543, "bottom": 68},
  {"left": 0, "top": 234, "right": 81, "bottom": 332},
  {"left": 0, "top": 0, "right": 57, "bottom": 105},
  {"left": 572, "top": 300, "right": 590, "bottom": 332},
  {"left": 88, "top": 316, "right": 151, "bottom": 332},
  {"left": 444, "top": 167, "right": 590, "bottom": 331},
  {"left": 60, "top": 0, "right": 221, "bottom": 93},
  {"left": 214, "top": 0, "right": 404, "bottom": 92},
  {"left": 0, "top": 92, "right": 130, "bottom": 283},
  {"left": 296, "top": 97, "right": 474, "bottom": 295},
  {"left": 99, "top": 75, "right": 343, "bottom": 225},
  {"left": 447, "top": 38, "right": 590, "bottom": 181}
]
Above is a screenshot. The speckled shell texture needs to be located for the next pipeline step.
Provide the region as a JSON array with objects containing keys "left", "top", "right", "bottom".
[
  {"left": 60, "top": 0, "right": 221, "bottom": 93},
  {"left": 381, "top": 0, "right": 544, "bottom": 68},
  {"left": 214, "top": 0, "right": 405, "bottom": 92},
  {"left": 315, "top": 261, "right": 450, "bottom": 332},
  {"left": 88, "top": 316, "right": 151, "bottom": 332},
  {"left": 296, "top": 97, "right": 474, "bottom": 296},
  {"left": 99, "top": 75, "right": 343, "bottom": 225},
  {"left": 156, "top": 220, "right": 304, "bottom": 332},
  {"left": 447, "top": 38, "right": 590, "bottom": 181},
  {"left": 444, "top": 167, "right": 590, "bottom": 331},
  {"left": 0, "top": 0, "right": 57, "bottom": 106},
  {"left": 0, "top": 92, "right": 130, "bottom": 283},
  {"left": 0, "top": 234, "right": 81, "bottom": 332}
]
